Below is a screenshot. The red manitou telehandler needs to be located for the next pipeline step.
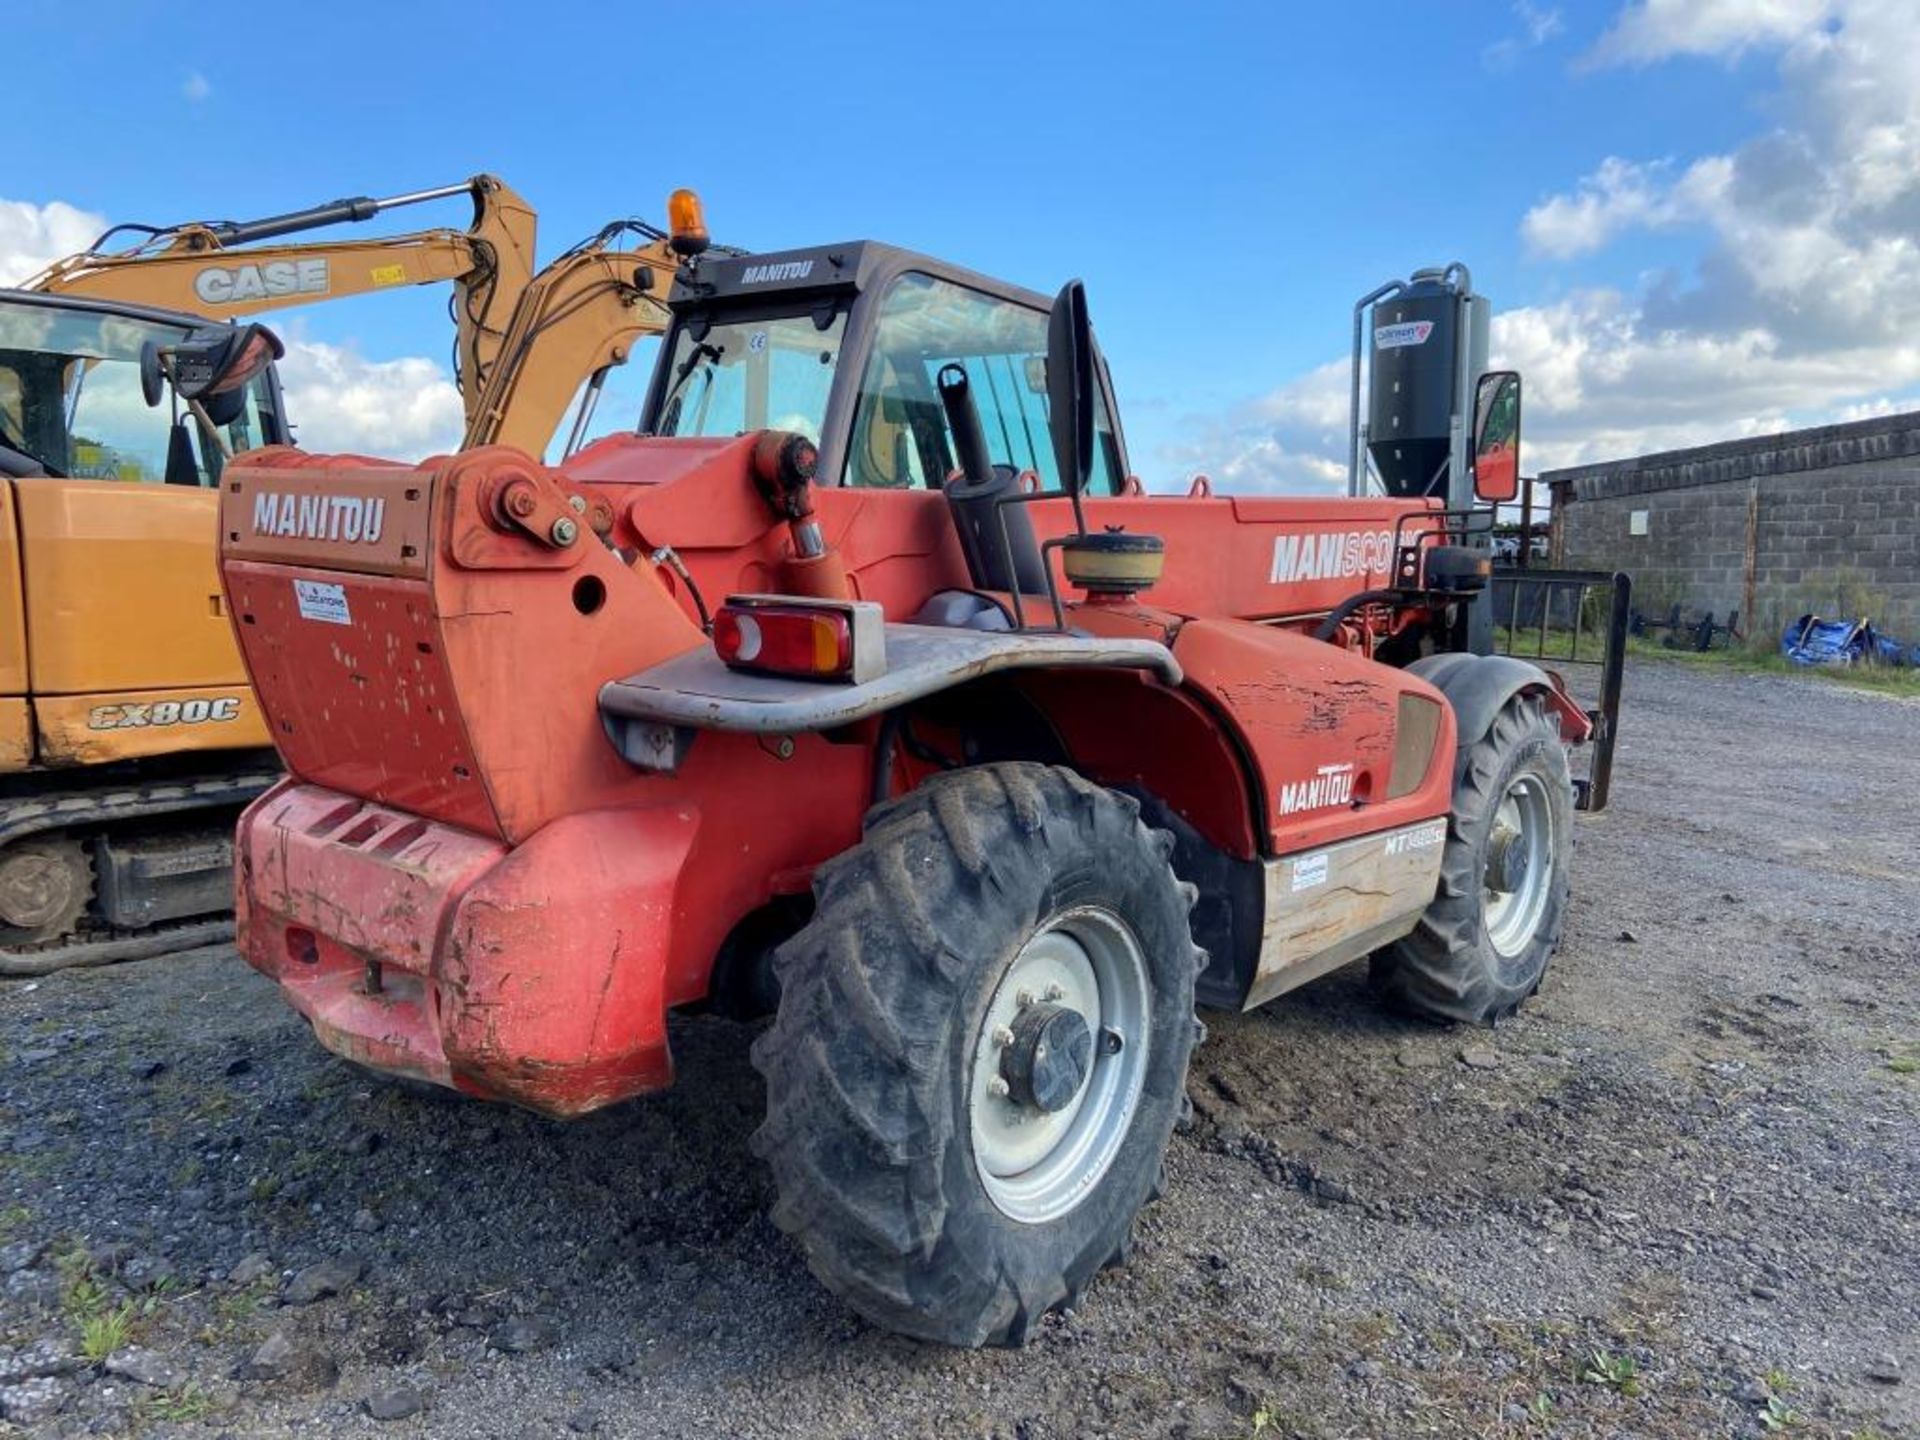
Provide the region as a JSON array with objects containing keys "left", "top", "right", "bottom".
[{"left": 215, "top": 207, "right": 1626, "bottom": 1347}]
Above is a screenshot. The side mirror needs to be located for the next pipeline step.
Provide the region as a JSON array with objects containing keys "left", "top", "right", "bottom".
[
  {"left": 1045, "top": 280, "right": 1095, "bottom": 496},
  {"left": 139, "top": 323, "right": 284, "bottom": 409},
  {"left": 1472, "top": 370, "right": 1521, "bottom": 504}
]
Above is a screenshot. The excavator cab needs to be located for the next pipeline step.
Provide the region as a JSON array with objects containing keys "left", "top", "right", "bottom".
[
  {"left": 0, "top": 293, "right": 287, "bottom": 484},
  {"left": 1, "top": 292, "right": 290, "bottom": 971}
]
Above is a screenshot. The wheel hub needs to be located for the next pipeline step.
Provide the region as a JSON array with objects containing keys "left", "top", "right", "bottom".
[
  {"left": 1002, "top": 1003, "right": 1093, "bottom": 1113},
  {"left": 1485, "top": 826, "right": 1530, "bottom": 893},
  {"left": 968, "top": 906, "right": 1151, "bottom": 1225},
  {"left": 1482, "top": 776, "right": 1555, "bottom": 958}
]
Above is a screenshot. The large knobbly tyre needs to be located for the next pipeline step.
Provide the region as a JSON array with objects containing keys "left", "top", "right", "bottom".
[
  {"left": 1373, "top": 692, "right": 1574, "bottom": 1025},
  {"left": 750, "top": 762, "right": 1202, "bottom": 1347}
]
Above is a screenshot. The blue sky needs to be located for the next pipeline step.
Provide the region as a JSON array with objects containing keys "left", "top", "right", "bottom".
[{"left": 8, "top": 0, "right": 1916, "bottom": 487}]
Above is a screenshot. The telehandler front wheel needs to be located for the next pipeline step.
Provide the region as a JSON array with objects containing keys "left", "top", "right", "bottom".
[
  {"left": 1373, "top": 691, "right": 1573, "bottom": 1025},
  {"left": 750, "top": 763, "right": 1203, "bottom": 1347}
]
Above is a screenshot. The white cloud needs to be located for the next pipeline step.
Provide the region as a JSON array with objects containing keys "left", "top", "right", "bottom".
[
  {"left": 0, "top": 197, "right": 107, "bottom": 286},
  {"left": 1485, "top": 2, "right": 1565, "bottom": 70},
  {"left": 1539, "top": 0, "right": 1920, "bottom": 350},
  {"left": 1586, "top": 0, "right": 1835, "bottom": 66},
  {"left": 1153, "top": 357, "right": 1355, "bottom": 494},
  {"left": 1180, "top": 0, "right": 1920, "bottom": 492},
  {"left": 1521, "top": 154, "right": 1732, "bottom": 258},
  {"left": 276, "top": 339, "right": 465, "bottom": 461},
  {"left": 1151, "top": 292, "right": 1914, "bottom": 493},
  {"left": 182, "top": 72, "right": 211, "bottom": 102},
  {"left": 1489, "top": 289, "right": 1919, "bottom": 470}
]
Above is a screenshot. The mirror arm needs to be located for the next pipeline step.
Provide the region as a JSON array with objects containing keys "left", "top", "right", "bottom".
[{"left": 187, "top": 398, "right": 233, "bottom": 459}]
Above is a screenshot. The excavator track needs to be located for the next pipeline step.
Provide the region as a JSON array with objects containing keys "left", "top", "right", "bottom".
[{"left": 0, "top": 768, "right": 278, "bottom": 977}]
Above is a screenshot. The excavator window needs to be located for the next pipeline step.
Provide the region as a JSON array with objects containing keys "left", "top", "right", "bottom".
[
  {"left": 0, "top": 298, "right": 274, "bottom": 484},
  {"left": 842, "top": 273, "right": 1123, "bottom": 494}
]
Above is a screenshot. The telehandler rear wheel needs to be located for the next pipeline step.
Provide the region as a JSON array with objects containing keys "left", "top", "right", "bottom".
[
  {"left": 1372, "top": 692, "right": 1573, "bottom": 1025},
  {"left": 751, "top": 762, "right": 1203, "bottom": 1347}
]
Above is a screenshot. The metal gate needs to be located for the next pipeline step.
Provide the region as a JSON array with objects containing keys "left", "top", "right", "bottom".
[{"left": 1490, "top": 568, "right": 1631, "bottom": 812}]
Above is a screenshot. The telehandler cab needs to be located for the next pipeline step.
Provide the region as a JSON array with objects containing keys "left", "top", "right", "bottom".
[{"left": 218, "top": 230, "right": 1624, "bottom": 1346}]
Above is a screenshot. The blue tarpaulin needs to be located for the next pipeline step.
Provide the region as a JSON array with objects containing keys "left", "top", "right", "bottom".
[{"left": 1782, "top": 615, "right": 1919, "bottom": 668}]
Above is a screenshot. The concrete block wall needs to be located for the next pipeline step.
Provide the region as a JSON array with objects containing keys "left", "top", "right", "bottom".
[{"left": 1544, "top": 412, "right": 1920, "bottom": 642}]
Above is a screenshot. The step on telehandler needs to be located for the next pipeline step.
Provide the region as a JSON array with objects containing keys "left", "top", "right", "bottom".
[{"left": 217, "top": 217, "right": 1626, "bottom": 1347}]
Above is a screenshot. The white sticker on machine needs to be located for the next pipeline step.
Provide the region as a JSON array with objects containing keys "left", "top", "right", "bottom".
[
  {"left": 1374, "top": 320, "right": 1434, "bottom": 349},
  {"left": 293, "top": 579, "right": 352, "bottom": 626},
  {"left": 1290, "top": 852, "right": 1329, "bottom": 892}
]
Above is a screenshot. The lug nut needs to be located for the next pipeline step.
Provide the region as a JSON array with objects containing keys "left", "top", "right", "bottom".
[
  {"left": 986, "top": 1076, "right": 1011, "bottom": 1099},
  {"left": 992, "top": 1025, "right": 1015, "bottom": 1048},
  {"left": 1015, "top": 989, "right": 1034, "bottom": 1008},
  {"left": 1043, "top": 983, "right": 1065, "bottom": 1002},
  {"left": 550, "top": 517, "right": 579, "bottom": 546}
]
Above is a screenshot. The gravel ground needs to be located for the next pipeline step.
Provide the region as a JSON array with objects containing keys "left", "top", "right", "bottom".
[{"left": 1, "top": 659, "right": 1915, "bottom": 1440}]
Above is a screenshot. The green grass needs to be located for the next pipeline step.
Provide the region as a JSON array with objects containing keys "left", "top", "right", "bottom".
[
  {"left": 1490, "top": 616, "right": 1920, "bottom": 697},
  {"left": 78, "top": 1301, "right": 136, "bottom": 1362},
  {"left": 136, "top": 1383, "right": 219, "bottom": 1424},
  {"left": 1759, "top": 1393, "right": 1804, "bottom": 1431},
  {"left": 1626, "top": 635, "right": 1920, "bottom": 694},
  {"left": 1581, "top": 1349, "right": 1645, "bottom": 1397}
]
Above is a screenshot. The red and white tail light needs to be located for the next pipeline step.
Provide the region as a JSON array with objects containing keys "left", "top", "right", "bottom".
[{"left": 711, "top": 596, "right": 888, "bottom": 684}]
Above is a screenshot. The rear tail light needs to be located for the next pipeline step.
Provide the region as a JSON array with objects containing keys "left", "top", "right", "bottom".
[{"left": 712, "top": 596, "right": 886, "bottom": 683}]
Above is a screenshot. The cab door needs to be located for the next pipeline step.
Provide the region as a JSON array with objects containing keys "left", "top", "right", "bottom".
[
  {"left": 17, "top": 477, "right": 271, "bottom": 765},
  {"left": 8, "top": 343, "right": 273, "bottom": 766},
  {"left": 0, "top": 481, "right": 30, "bottom": 770}
]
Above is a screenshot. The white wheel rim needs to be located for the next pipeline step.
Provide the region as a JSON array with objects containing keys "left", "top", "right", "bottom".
[
  {"left": 968, "top": 905, "right": 1150, "bottom": 1225},
  {"left": 1483, "top": 774, "right": 1555, "bottom": 958}
]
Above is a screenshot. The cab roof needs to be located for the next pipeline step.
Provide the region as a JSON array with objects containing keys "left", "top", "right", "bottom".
[
  {"left": 667, "top": 241, "right": 1053, "bottom": 316},
  {"left": 0, "top": 286, "right": 250, "bottom": 335}
]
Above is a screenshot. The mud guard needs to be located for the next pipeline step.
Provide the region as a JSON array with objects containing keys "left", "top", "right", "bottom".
[
  {"left": 1407, "top": 652, "right": 1591, "bottom": 751},
  {"left": 599, "top": 623, "right": 1180, "bottom": 768}
]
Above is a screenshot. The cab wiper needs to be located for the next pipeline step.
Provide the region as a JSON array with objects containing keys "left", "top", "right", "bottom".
[{"left": 657, "top": 341, "right": 724, "bottom": 435}]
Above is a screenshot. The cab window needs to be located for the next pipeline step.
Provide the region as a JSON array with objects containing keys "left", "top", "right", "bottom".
[
  {"left": 0, "top": 299, "right": 274, "bottom": 484},
  {"left": 842, "top": 273, "right": 1123, "bottom": 492},
  {"left": 651, "top": 309, "right": 845, "bottom": 444}
]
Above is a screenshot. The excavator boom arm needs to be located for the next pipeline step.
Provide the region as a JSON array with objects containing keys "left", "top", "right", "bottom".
[
  {"left": 25, "top": 177, "right": 538, "bottom": 430},
  {"left": 466, "top": 240, "right": 682, "bottom": 454},
  {"left": 34, "top": 231, "right": 484, "bottom": 313}
]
